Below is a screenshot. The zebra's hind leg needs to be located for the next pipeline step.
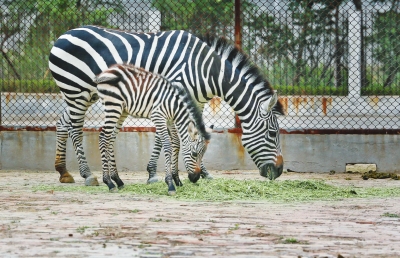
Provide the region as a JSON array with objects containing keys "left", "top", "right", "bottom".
[
  {"left": 108, "top": 112, "right": 129, "bottom": 190},
  {"left": 68, "top": 125, "right": 99, "bottom": 186},
  {"left": 147, "top": 132, "right": 162, "bottom": 184},
  {"left": 55, "top": 113, "right": 75, "bottom": 183},
  {"left": 68, "top": 93, "right": 100, "bottom": 186},
  {"left": 67, "top": 109, "right": 99, "bottom": 186}
]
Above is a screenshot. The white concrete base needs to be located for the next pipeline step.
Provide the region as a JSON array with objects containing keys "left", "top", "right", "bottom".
[{"left": 1, "top": 132, "right": 399, "bottom": 173}]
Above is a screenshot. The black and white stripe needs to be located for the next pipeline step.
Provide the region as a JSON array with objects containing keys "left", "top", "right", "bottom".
[
  {"left": 93, "top": 64, "right": 210, "bottom": 194},
  {"left": 49, "top": 25, "right": 285, "bottom": 185}
]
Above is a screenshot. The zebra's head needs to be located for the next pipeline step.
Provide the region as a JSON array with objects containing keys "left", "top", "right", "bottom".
[
  {"left": 241, "top": 91, "right": 285, "bottom": 180},
  {"left": 199, "top": 34, "right": 286, "bottom": 180},
  {"left": 182, "top": 121, "right": 211, "bottom": 183}
]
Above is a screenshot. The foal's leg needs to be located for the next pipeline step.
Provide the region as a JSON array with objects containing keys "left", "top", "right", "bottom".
[
  {"left": 147, "top": 131, "right": 162, "bottom": 184},
  {"left": 146, "top": 125, "right": 183, "bottom": 186},
  {"left": 167, "top": 123, "right": 183, "bottom": 187},
  {"left": 99, "top": 103, "right": 124, "bottom": 192},
  {"left": 107, "top": 112, "right": 129, "bottom": 189},
  {"left": 99, "top": 128, "right": 116, "bottom": 192},
  {"left": 153, "top": 117, "right": 176, "bottom": 195}
]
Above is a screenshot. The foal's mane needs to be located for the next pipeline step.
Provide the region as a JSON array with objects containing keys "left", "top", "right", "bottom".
[
  {"left": 198, "top": 34, "right": 284, "bottom": 115},
  {"left": 171, "top": 83, "right": 211, "bottom": 141}
]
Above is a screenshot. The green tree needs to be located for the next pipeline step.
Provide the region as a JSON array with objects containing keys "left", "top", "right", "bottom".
[
  {"left": 366, "top": 10, "right": 400, "bottom": 87},
  {"left": 151, "top": 0, "right": 236, "bottom": 35},
  {"left": 245, "top": 1, "right": 346, "bottom": 88},
  {"left": 245, "top": 0, "right": 364, "bottom": 92},
  {"left": 0, "top": 3, "right": 23, "bottom": 79},
  {"left": 1, "top": 0, "right": 124, "bottom": 80}
]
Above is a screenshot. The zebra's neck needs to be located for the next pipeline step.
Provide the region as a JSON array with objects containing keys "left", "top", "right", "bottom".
[
  {"left": 186, "top": 33, "right": 273, "bottom": 123},
  {"left": 220, "top": 72, "right": 272, "bottom": 123}
]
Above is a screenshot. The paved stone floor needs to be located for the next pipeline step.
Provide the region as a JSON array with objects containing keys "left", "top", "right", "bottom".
[{"left": 0, "top": 170, "right": 400, "bottom": 258}]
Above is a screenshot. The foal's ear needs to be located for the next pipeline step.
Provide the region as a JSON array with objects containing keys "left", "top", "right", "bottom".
[{"left": 187, "top": 121, "right": 199, "bottom": 140}]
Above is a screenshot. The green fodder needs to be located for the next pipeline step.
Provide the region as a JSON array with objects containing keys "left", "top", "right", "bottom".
[{"left": 33, "top": 178, "right": 400, "bottom": 202}]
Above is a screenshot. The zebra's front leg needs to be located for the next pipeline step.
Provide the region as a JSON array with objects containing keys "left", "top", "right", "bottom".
[
  {"left": 154, "top": 121, "right": 176, "bottom": 195},
  {"left": 146, "top": 131, "right": 162, "bottom": 184},
  {"left": 67, "top": 109, "right": 99, "bottom": 186},
  {"left": 107, "top": 112, "right": 129, "bottom": 190},
  {"left": 168, "top": 123, "right": 183, "bottom": 187},
  {"left": 55, "top": 112, "right": 75, "bottom": 183},
  {"left": 163, "top": 145, "right": 176, "bottom": 195},
  {"left": 200, "top": 162, "right": 213, "bottom": 180}
]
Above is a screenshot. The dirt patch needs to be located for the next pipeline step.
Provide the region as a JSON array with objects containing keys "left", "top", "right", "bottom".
[{"left": 1, "top": 170, "right": 400, "bottom": 257}]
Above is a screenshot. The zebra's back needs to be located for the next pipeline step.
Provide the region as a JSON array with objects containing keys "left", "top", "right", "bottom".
[{"left": 49, "top": 26, "right": 200, "bottom": 94}]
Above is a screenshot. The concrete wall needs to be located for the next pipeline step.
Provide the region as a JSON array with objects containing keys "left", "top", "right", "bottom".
[{"left": 1, "top": 131, "right": 399, "bottom": 173}]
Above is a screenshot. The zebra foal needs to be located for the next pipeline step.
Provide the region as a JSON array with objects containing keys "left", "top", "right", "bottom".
[{"left": 93, "top": 64, "right": 211, "bottom": 194}]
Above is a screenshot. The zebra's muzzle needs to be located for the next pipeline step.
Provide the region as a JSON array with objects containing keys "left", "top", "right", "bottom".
[
  {"left": 188, "top": 172, "right": 201, "bottom": 183},
  {"left": 260, "top": 160, "right": 284, "bottom": 180}
]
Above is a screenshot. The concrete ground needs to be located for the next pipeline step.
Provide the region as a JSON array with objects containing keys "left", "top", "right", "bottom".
[{"left": 1, "top": 170, "right": 400, "bottom": 258}]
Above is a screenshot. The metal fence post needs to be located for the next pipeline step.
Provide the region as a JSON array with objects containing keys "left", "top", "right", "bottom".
[{"left": 348, "top": 7, "right": 361, "bottom": 99}]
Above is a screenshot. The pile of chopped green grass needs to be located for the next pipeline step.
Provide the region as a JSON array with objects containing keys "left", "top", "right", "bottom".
[{"left": 33, "top": 179, "right": 400, "bottom": 202}]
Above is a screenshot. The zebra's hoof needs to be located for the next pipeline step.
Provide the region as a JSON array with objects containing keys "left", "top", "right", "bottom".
[
  {"left": 85, "top": 175, "right": 99, "bottom": 186},
  {"left": 118, "top": 185, "right": 125, "bottom": 190},
  {"left": 109, "top": 187, "right": 118, "bottom": 193},
  {"left": 59, "top": 172, "right": 75, "bottom": 183},
  {"left": 147, "top": 177, "right": 158, "bottom": 184},
  {"left": 168, "top": 190, "right": 176, "bottom": 196}
]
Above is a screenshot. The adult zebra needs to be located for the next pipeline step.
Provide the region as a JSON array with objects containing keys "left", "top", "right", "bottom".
[
  {"left": 94, "top": 64, "right": 210, "bottom": 194},
  {"left": 49, "top": 25, "right": 285, "bottom": 186}
]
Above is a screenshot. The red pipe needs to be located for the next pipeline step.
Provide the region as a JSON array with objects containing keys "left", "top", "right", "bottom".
[{"left": 1, "top": 126, "right": 399, "bottom": 135}]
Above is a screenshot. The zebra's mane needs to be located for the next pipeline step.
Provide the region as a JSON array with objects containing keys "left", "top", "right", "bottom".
[
  {"left": 121, "top": 64, "right": 211, "bottom": 141},
  {"left": 171, "top": 83, "right": 211, "bottom": 141},
  {"left": 198, "top": 34, "right": 285, "bottom": 115}
]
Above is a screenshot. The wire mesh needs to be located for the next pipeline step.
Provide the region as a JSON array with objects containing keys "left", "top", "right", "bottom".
[{"left": 1, "top": 0, "right": 400, "bottom": 131}]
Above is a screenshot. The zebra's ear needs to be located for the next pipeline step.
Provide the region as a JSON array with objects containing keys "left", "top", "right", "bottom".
[
  {"left": 187, "top": 121, "right": 199, "bottom": 140},
  {"left": 261, "top": 91, "right": 278, "bottom": 114},
  {"left": 93, "top": 74, "right": 119, "bottom": 85}
]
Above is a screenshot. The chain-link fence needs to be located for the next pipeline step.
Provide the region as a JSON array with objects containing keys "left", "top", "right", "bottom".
[{"left": 1, "top": 0, "right": 400, "bottom": 132}]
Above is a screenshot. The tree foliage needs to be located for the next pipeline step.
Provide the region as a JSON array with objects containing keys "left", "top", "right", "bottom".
[
  {"left": 0, "top": 0, "right": 124, "bottom": 79},
  {"left": 366, "top": 10, "right": 400, "bottom": 87},
  {"left": 151, "top": 0, "right": 238, "bottom": 35},
  {"left": 1, "top": 0, "right": 400, "bottom": 93}
]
